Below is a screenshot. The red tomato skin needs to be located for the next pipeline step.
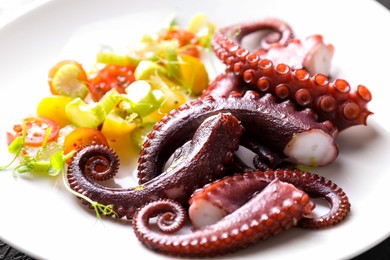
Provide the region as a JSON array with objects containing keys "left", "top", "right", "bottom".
[
  {"left": 158, "top": 28, "right": 200, "bottom": 58},
  {"left": 7, "top": 117, "right": 60, "bottom": 147},
  {"left": 63, "top": 127, "right": 109, "bottom": 154},
  {"left": 6, "top": 132, "right": 15, "bottom": 146},
  {"left": 88, "top": 64, "right": 136, "bottom": 101}
]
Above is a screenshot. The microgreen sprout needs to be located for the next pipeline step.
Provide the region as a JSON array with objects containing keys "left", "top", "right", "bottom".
[
  {"left": 61, "top": 168, "right": 118, "bottom": 220},
  {"left": 167, "top": 14, "right": 178, "bottom": 29},
  {"left": 8, "top": 125, "right": 68, "bottom": 177},
  {"left": 1, "top": 13, "right": 217, "bottom": 223},
  {"left": 1, "top": 120, "right": 118, "bottom": 220},
  {"left": 0, "top": 120, "right": 27, "bottom": 170}
]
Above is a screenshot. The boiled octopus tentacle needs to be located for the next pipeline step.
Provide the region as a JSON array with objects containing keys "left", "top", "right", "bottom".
[
  {"left": 212, "top": 22, "right": 372, "bottom": 131},
  {"left": 256, "top": 35, "right": 335, "bottom": 75},
  {"left": 133, "top": 179, "right": 314, "bottom": 257},
  {"left": 78, "top": 145, "right": 120, "bottom": 182},
  {"left": 136, "top": 199, "right": 187, "bottom": 234},
  {"left": 240, "top": 135, "right": 283, "bottom": 170},
  {"left": 228, "top": 154, "right": 256, "bottom": 173},
  {"left": 217, "top": 19, "right": 333, "bottom": 75},
  {"left": 67, "top": 113, "right": 243, "bottom": 219},
  {"left": 200, "top": 72, "right": 251, "bottom": 99},
  {"left": 219, "top": 18, "right": 295, "bottom": 51},
  {"left": 189, "top": 169, "right": 350, "bottom": 229},
  {"left": 137, "top": 91, "right": 338, "bottom": 184}
]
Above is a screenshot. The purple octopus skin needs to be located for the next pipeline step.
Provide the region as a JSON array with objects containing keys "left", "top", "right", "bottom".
[
  {"left": 224, "top": 18, "right": 334, "bottom": 76},
  {"left": 200, "top": 72, "right": 252, "bottom": 99},
  {"left": 133, "top": 178, "right": 314, "bottom": 257},
  {"left": 67, "top": 113, "right": 243, "bottom": 219},
  {"left": 220, "top": 18, "right": 295, "bottom": 51},
  {"left": 256, "top": 35, "right": 335, "bottom": 76},
  {"left": 223, "top": 135, "right": 285, "bottom": 172},
  {"left": 240, "top": 135, "right": 284, "bottom": 170},
  {"left": 137, "top": 91, "right": 339, "bottom": 184},
  {"left": 212, "top": 19, "right": 373, "bottom": 131},
  {"left": 189, "top": 169, "right": 350, "bottom": 229}
]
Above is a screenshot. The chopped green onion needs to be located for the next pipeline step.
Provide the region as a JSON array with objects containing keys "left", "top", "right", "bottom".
[
  {"left": 51, "top": 64, "right": 89, "bottom": 98},
  {"left": 125, "top": 80, "right": 163, "bottom": 117},
  {"left": 134, "top": 60, "right": 168, "bottom": 80},
  {"left": 161, "top": 41, "right": 181, "bottom": 79},
  {"left": 65, "top": 98, "right": 106, "bottom": 128},
  {"left": 187, "top": 13, "right": 216, "bottom": 48},
  {"left": 98, "top": 89, "right": 122, "bottom": 114},
  {"left": 96, "top": 51, "right": 138, "bottom": 67}
]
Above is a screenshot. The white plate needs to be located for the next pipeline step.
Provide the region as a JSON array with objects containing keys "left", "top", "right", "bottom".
[{"left": 1, "top": 0, "right": 390, "bottom": 259}]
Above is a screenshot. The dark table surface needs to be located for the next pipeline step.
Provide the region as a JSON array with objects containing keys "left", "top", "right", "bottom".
[{"left": 1, "top": 0, "right": 390, "bottom": 259}]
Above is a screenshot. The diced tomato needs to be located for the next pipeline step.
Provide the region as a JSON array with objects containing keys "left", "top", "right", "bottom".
[
  {"left": 158, "top": 28, "right": 200, "bottom": 58},
  {"left": 88, "top": 64, "right": 136, "bottom": 101},
  {"left": 7, "top": 117, "right": 60, "bottom": 147},
  {"left": 63, "top": 127, "right": 109, "bottom": 154}
]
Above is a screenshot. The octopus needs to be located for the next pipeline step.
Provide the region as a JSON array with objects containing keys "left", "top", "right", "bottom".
[
  {"left": 137, "top": 91, "right": 339, "bottom": 184},
  {"left": 67, "top": 113, "right": 244, "bottom": 219},
  {"left": 211, "top": 18, "right": 373, "bottom": 131},
  {"left": 133, "top": 178, "right": 314, "bottom": 257},
  {"left": 65, "top": 17, "right": 371, "bottom": 258},
  {"left": 133, "top": 169, "right": 350, "bottom": 257},
  {"left": 188, "top": 169, "right": 350, "bottom": 229}
]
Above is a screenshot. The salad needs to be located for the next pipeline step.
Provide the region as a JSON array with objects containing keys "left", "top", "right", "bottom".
[{"left": 1, "top": 13, "right": 216, "bottom": 215}]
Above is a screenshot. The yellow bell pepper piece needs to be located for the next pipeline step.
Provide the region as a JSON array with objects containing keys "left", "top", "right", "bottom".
[
  {"left": 178, "top": 54, "right": 209, "bottom": 96},
  {"left": 36, "top": 95, "right": 74, "bottom": 127},
  {"left": 101, "top": 111, "right": 137, "bottom": 143}
]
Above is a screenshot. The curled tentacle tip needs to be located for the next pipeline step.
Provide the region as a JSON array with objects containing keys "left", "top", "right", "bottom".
[
  {"left": 70, "top": 144, "right": 120, "bottom": 182},
  {"left": 134, "top": 199, "right": 187, "bottom": 234}
]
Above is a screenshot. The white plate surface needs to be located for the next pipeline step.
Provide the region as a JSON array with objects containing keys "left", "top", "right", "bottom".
[{"left": 1, "top": 0, "right": 390, "bottom": 259}]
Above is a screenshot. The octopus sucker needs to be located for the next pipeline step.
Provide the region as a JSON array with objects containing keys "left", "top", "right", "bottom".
[
  {"left": 212, "top": 18, "right": 372, "bottom": 131},
  {"left": 133, "top": 179, "right": 314, "bottom": 257},
  {"left": 188, "top": 169, "right": 350, "bottom": 229},
  {"left": 67, "top": 113, "right": 243, "bottom": 219},
  {"left": 137, "top": 91, "right": 338, "bottom": 184}
]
